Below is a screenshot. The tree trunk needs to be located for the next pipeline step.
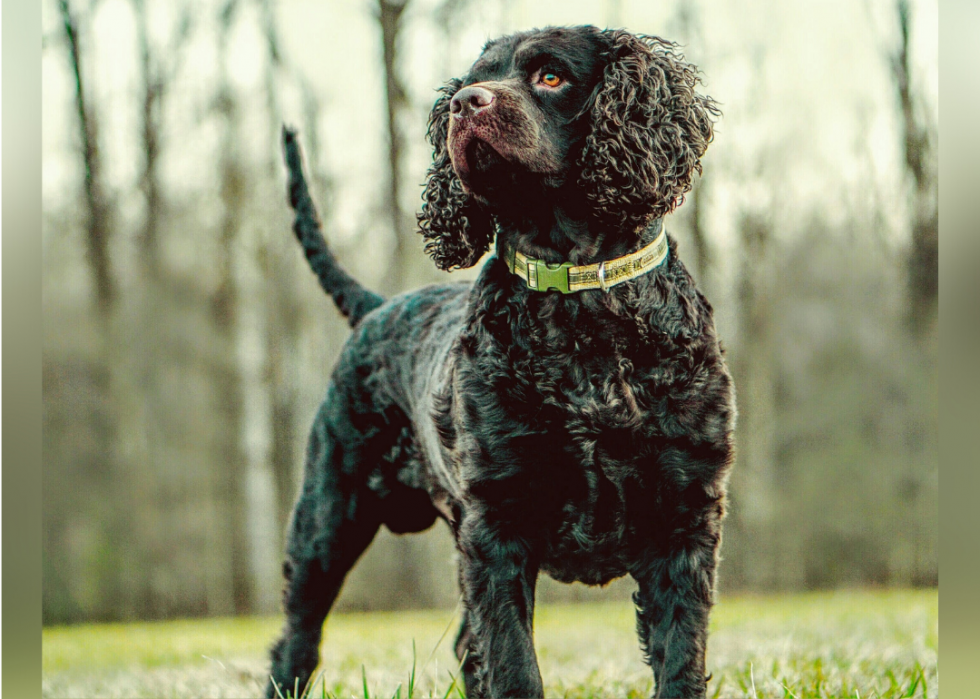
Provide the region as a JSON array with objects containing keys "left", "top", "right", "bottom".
[
  {"left": 59, "top": 0, "right": 113, "bottom": 321},
  {"left": 892, "top": 0, "right": 937, "bottom": 337},
  {"left": 134, "top": 0, "right": 162, "bottom": 280},
  {"left": 212, "top": 133, "right": 253, "bottom": 616},
  {"left": 688, "top": 178, "right": 711, "bottom": 286},
  {"left": 260, "top": 0, "right": 302, "bottom": 607},
  {"left": 669, "top": 0, "right": 711, "bottom": 288},
  {"left": 731, "top": 213, "right": 779, "bottom": 590},
  {"left": 59, "top": 0, "right": 138, "bottom": 619},
  {"left": 127, "top": 0, "right": 166, "bottom": 618},
  {"left": 211, "top": 0, "right": 254, "bottom": 615},
  {"left": 379, "top": 0, "right": 410, "bottom": 293}
]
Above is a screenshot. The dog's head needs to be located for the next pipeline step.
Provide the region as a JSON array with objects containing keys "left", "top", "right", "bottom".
[{"left": 418, "top": 26, "right": 719, "bottom": 270}]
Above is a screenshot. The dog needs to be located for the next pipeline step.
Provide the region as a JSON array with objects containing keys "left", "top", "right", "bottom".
[{"left": 267, "top": 25, "right": 734, "bottom": 699}]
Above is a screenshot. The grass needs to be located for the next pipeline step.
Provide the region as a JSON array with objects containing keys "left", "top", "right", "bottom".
[{"left": 42, "top": 588, "right": 937, "bottom": 698}]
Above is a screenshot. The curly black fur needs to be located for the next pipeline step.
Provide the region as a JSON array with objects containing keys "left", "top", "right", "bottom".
[
  {"left": 268, "top": 26, "right": 733, "bottom": 699},
  {"left": 283, "top": 127, "right": 384, "bottom": 324},
  {"left": 417, "top": 27, "right": 719, "bottom": 269},
  {"left": 418, "top": 78, "right": 497, "bottom": 270},
  {"left": 577, "top": 32, "right": 720, "bottom": 236}
]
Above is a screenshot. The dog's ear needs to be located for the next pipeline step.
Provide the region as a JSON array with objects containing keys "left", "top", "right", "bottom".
[
  {"left": 578, "top": 32, "right": 720, "bottom": 234},
  {"left": 417, "top": 79, "right": 495, "bottom": 271}
]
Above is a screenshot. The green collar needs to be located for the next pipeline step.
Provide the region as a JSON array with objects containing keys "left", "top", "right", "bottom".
[{"left": 502, "top": 223, "right": 669, "bottom": 294}]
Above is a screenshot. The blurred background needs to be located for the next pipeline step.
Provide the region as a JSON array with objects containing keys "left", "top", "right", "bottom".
[{"left": 41, "top": 0, "right": 937, "bottom": 625}]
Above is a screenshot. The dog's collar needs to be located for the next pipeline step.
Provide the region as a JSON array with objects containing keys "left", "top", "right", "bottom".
[{"left": 502, "top": 223, "right": 669, "bottom": 294}]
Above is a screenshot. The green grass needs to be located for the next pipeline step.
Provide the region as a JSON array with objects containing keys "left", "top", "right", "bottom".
[{"left": 42, "top": 589, "right": 937, "bottom": 698}]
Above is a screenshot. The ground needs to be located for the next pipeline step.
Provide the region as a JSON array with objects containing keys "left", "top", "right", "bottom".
[{"left": 42, "top": 588, "right": 937, "bottom": 699}]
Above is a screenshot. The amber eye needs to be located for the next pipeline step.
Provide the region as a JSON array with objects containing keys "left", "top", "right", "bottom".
[{"left": 540, "top": 72, "right": 562, "bottom": 87}]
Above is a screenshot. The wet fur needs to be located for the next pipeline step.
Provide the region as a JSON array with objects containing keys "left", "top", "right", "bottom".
[{"left": 268, "top": 26, "right": 733, "bottom": 699}]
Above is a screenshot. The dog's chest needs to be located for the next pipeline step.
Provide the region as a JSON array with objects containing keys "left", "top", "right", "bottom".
[
  {"left": 526, "top": 351, "right": 672, "bottom": 585},
  {"left": 538, "top": 441, "right": 635, "bottom": 585},
  {"left": 444, "top": 282, "right": 726, "bottom": 584}
]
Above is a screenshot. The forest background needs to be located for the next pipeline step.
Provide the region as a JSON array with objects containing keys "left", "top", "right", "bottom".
[{"left": 41, "top": 0, "right": 938, "bottom": 624}]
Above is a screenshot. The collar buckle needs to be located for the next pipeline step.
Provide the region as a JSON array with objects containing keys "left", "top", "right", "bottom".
[{"left": 526, "top": 258, "right": 575, "bottom": 294}]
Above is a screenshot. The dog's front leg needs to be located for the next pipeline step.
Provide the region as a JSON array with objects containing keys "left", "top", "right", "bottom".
[
  {"left": 457, "top": 509, "right": 543, "bottom": 698},
  {"left": 631, "top": 540, "right": 718, "bottom": 699}
]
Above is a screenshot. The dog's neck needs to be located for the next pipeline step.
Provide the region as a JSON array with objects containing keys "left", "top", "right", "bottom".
[{"left": 494, "top": 198, "right": 664, "bottom": 268}]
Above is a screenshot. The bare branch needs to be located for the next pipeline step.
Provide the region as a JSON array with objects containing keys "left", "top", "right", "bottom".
[{"left": 59, "top": 0, "right": 114, "bottom": 319}]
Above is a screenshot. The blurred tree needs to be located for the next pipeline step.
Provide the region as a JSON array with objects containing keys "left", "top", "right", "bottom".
[
  {"left": 40, "top": 0, "right": 938, "bottom": 623},
  {"left": 606, "top": 0, "right": 623, "bottom": 28},
  {"left": 433, "top": 0, "right": 474, "bottom": 76},
  {"left": 728, "top": 211, "right": 779, "bottom": 590},
  {"left": 210, "top": 0, "right": 254, "bottom": 615},
  {"left": 123, "top": 0, "right": 198, "bottom": 619},
  {"left": 133, "top": 1, "right": 193, "bottom": 278},
  {"left": 667, "top": 0, "right": 712, "bottom": 286},
  {"left": 258, "top": 0, "right": 303, "bottom": 579},
  {"left": 889, "top": 0, "right": 938, "bottom": 586},
  {"left": 378, "top": 0, "right": 412, "bottom": 293},
  {"left": 891, "top": 0, "right": 937, "bottom": 337},
  {"left": 56, "top": 0, "right": 135, "bottom": 621},
  {"left": 59, "top": 0, "right": 113, "bottom": 319}
]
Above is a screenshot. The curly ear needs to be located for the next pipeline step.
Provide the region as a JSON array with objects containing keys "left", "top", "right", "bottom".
[
  {"left": 417, "top": 79, "right": 495, "bottom": 271},
  {"left": 578, "top": 32, "right": 720, "bottom": 234}
]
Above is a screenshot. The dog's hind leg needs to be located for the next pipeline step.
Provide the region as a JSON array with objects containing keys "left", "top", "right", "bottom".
[{"left": 266, "top": 392, "right": 383, "bottom": 699}]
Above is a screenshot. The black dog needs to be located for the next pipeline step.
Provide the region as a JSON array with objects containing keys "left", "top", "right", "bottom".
[{"left": 268, "top": 26, "right": 734, "bottom": 699}]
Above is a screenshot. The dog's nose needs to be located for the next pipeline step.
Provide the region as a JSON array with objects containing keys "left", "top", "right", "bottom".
[{"left": 450, "top": 86, "right": 494, "bottom": 117}]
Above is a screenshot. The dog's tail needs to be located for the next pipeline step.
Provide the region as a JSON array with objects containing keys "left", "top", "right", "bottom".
[{"left": 281, "top": 126, "right": 384, "bottom": 327}]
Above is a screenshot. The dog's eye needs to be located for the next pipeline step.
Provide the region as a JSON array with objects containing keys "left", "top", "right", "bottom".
[{"left": 539, "top": 72, "right": 563, "bottom": 88}]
